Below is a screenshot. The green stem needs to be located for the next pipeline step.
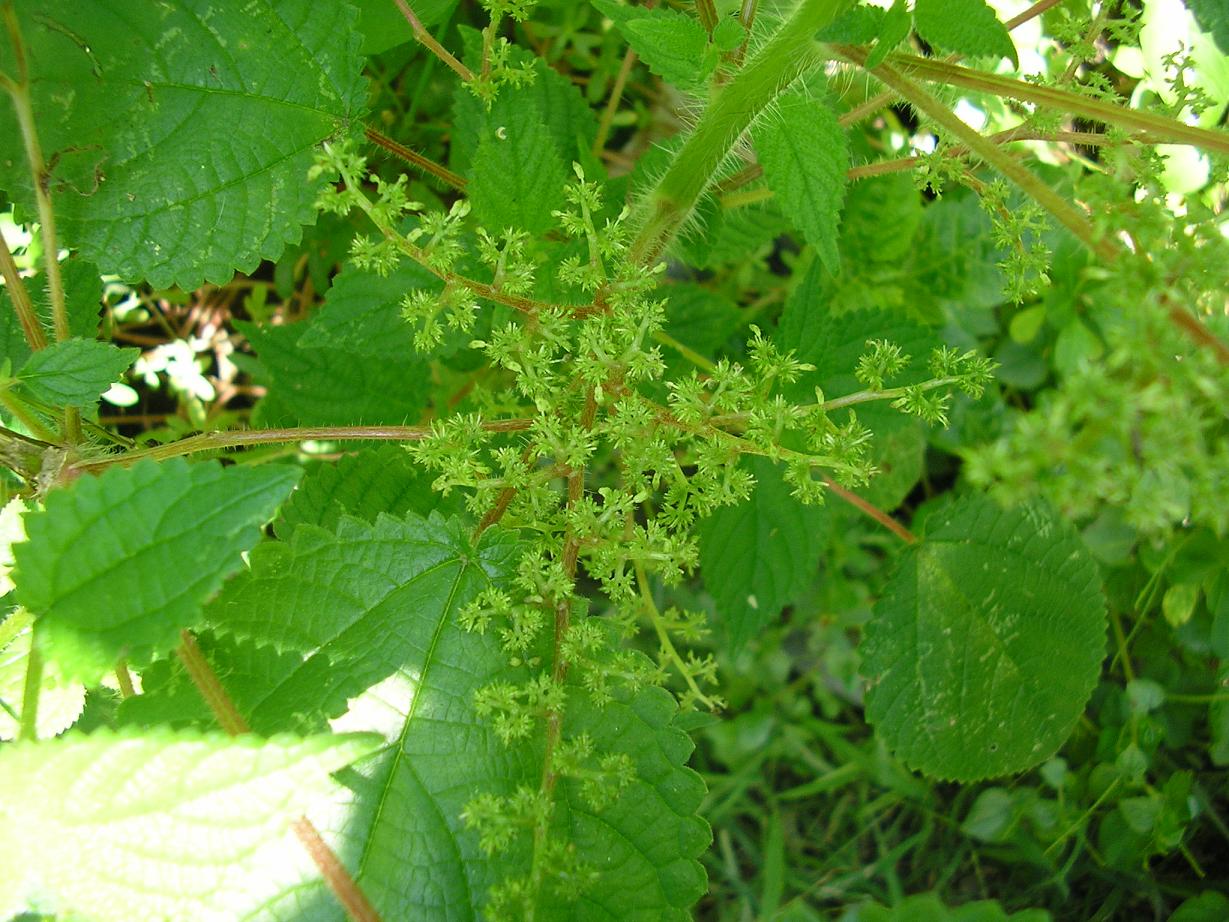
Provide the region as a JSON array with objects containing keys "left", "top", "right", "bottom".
[
  {"left": 635, "top": 562, "right": 719, "bottom": 709},
  {"left": 695, "top": 0, "right": 718, "bottom": 33},
  {"left": 72, "top": 419, "right": 534, "bottom": 471},
  {"left": 0, "top": 389, "right": 59, "bottom": 443},
  {"left": 3, "top": 5, "right": 82, "bottom": 445},
  {"left": 629, "top": 0, "right": 849, "bottom": 266},
  {"left": 392, "top": 0, "right": 473, "bottom": 82},
  {"left": 363, "top": 125, "right": 466, "bottom": 191},
  {"left": 1166, "top": 691, "right": 1229, "bottom": 704},
  {"left": 880, "top": 52, "right": 1229, "bottom": 158},
  {"left": 18, "top": 626, "right": 42, "bottom": 740},
  {"left": 2, "top": 6, "right": 67, "bottom": 343},
  {"left": 863, "top": 56, "right": 1229, "bottom": 366},
  {"left": 863, "top": 56, "right": 1120, "bottom": 262},
  {"left": 0, "top": 230, "right": 46, "bottom": 351},
  {"left": 652, "top": 329, "right": 717, "bottom": 372}
]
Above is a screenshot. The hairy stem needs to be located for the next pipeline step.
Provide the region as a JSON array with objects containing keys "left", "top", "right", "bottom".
[
  {"left": 863, "top": 56, "right": 1229, "bottom": 365},
  {"left": 0, "top": 230, "right": 46, "bottom": 351},
  {"left": 881, "top": 52, "right": 1229, "bottom": 157},
  {"left": 392, "top": 0, "right": 474, "bottom": 82},
  {"left": 629, "top": 0, "right": 849, "bottom": 265},
  {"left": 838, "top": 0, "right": 1087, "bottom": 128},
  {"left": 73, "top": 419, "right": 534, "bottom": 471},
  {"left": 0, "top": 390, "right": 59, "bottom": 443},
  {"left": 364, "top": 125, "right": 467, "bottom": 191},
  {"left": 695, "top": 0, "right": 718, "bottom": 34},
  {"left": 3, "top": 4, "right": 80, "bottom": 444}
]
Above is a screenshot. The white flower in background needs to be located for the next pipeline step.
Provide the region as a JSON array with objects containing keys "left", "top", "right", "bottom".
[{"left": 132, "top": 337, "right": 217, "bottom": 402}]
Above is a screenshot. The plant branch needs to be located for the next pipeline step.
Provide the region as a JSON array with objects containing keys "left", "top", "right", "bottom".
[
  {"left": 821, "top": 476, "right": 917, "bottom": 544},
  {"left": 0, "top": 229, "right": 46, "bottom": 351},
  {"left": 695, "top": 0, "right": 718, "bottom": 34},
  {"left": 364, "top": 125, "right": 467, "bottom": 191},
  {"left": 2, "top": 6, "right": 67, "bottom": 344},
  {"left": 177, "top": 630, "right": 384, "bottom": 922},
  {"left": 636, "top": 562, "right": 719, "bottom": 709},
  {"left": 881, "top": 52, "right": 1229, "bottom": 157},
  {"left": 392, "top": 0, "right": 474, "bottom": 82},
  {"left": 592, "top": 45, "right": 638, "bottom": 157},
  {"left": 74, "top": 420, "right": 535, "bottom": 471},
  {"left": 860, "top": 55, "right": 1229, "bottom": 365},
  {"left": 837, "top": 0, "right": 1063, "bottom": 128}
]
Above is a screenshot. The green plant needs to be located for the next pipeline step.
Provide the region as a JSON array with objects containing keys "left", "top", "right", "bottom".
[{"left": 1, "top": 0, "right": 1228, "bottom": 919}]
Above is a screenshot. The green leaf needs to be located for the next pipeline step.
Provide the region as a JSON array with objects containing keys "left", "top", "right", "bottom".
[
  {"left": 450, "top": 37, "right": 596, "bottom": 173},
  {"left": 470, "top": 116, "right": 568, "bottom": 235},
  {"left": 699, "top": 457, "right": 830, "bottom": 652},
  {"left": 274, "top": 445, "right": 464, "bottom": 538},
  {"left": 294, "top": 260, "right": 436, "bottom": 358},
  {"left": 613, "top": 5, "right": 715, "bottom": 91},
  {"left": 0, "top": 258, "right": 104, "bottom": 371},
  {"left": 913, "top": 0, "right": 1019, "bottom": 66},
  {"left": 751, "top": 90, "right": 849, "bottom": 273},
  {"left": 860, "top": 495, "right": 1107, "bottom": 781},
  {"left": 0, "top": 728, "right": 381, "bottom": 922},
  {"left": 777, "top": 288, "right": 939, "bottom": 509},
  {"left": 238, "top": 319, "right": 430, "bottom": 427},
  {"left": 660, "top": 283, "right": 741, "bottom": 370},
  {"left": 0, "top": 1, "right": 367, "bottom": 289},
  {"left": 15, "top": 338, "right": 138, "bottom": 407},
  {"left": 866, "top": 0, "right": 912, "bottom": 69},
  {"left": 13, "top": 459, "right": 300, "bottom": 683},
  {"left": 206, "top": 513, "right": 707, "bottom": 918},
  {"left": 1184, "top": 0, "right": 1229, "bottom": 53},
  {"left": 849, "top": 892, "right": 1052, "bottom": 922},
  {"left": 592, "top": 1, "right": 713, "bottom": 89}
]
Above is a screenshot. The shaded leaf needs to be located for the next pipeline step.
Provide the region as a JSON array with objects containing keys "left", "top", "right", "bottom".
[
  {"left": 274, "top": 445, "right": 464, "bottom": 538},
  {"left": 860, "top": 495, "right": 1107, "bottom": 781},
  {"left": 238, "top": 319, "right": 429, "bottom": 427},
  {"left": 699, "top": 457, "right": 830, "bottom": 652},
  {"left": 470, "top": 116, "right": 568, "bottom": 235}
]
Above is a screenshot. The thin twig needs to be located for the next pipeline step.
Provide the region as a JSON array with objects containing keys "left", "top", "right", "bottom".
[
  {"left": 364, "top": 125, "right": 467, "bottom": 191},
  {"left": 593, "top": 46, "right": 638, "bottom": 157},
  {"left": 822, "top": 476, "right": 918, "bottom": 544},
  {"left": 391, "top": 0, "right": 474, "bottom": 82},
  {"left": 73, "top": 419, "right": 536, "bottom": 471}
]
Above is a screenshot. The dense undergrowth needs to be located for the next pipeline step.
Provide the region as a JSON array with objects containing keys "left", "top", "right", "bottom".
[{"left": 2, "top": 0, "right": 1229, "bottom": 920}]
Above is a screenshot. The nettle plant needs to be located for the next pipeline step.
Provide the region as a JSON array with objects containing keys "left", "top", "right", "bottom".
[{"left": 0, "top": 0, "right": 1227, "bottom": 918}]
